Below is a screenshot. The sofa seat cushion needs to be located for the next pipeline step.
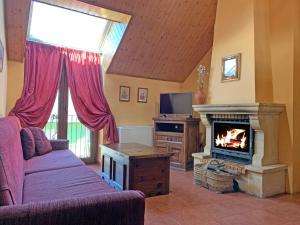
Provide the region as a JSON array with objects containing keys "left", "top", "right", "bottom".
[
  {"left": 23, "top": 166, "right": 115, "bottom": 203},
  {"left": 24, "top": 150, "right": 84, "bottom": 175}
]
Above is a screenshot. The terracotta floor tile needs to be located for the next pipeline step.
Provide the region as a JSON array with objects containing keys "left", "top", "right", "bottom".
[
  {"left": 89, "top": 165, "right": 300, "bottom": 225},
  {"left": 282, "top": 222, "right": 300, "bottom": 225},
  {"left": 145, "top": 170, "right": 300, "bottom": 225},
  {"left": 218, "top": 214, "right": 260, "bottom": 225}
]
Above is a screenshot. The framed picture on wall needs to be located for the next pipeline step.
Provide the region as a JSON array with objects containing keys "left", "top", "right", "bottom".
[
  {"left": 0, "top": 40, "right": 4, "bottom": 72},
  {"left": 137, "top": 88, "right": 148, "bottom": 103},
  {"left": 221, "top": 53, "right": 241, "bottom": 82},
  {"left": 119, "top": 86, "right": 130, "bottom": 102}
]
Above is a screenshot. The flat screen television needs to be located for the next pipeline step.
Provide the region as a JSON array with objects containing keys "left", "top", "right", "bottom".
[{"left": 160, "top": 92, "right": 193, "bottom": 115}]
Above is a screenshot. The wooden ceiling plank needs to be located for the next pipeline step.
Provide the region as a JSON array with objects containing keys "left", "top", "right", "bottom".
[{"left": 5, "top": 0, "right": 218, "bottom": 82}]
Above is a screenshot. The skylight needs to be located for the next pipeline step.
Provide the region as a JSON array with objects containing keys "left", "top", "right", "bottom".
[{"left": 28, "top": 1, "right": 109, "bottom": 52}]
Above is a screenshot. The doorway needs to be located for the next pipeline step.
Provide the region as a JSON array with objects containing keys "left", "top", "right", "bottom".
[{"left": 44, "top": 65, "right": 98, "bottom": 163}]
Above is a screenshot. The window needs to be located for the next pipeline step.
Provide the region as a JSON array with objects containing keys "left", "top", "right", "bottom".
[{"left": 28, "top": 1, "right": 109, "bottom": 52}]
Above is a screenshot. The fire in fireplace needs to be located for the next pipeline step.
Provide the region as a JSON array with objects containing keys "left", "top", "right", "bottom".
[
  {"left": 215, "top": 128, "right": 247, "bottom": 149},
  {"left": 211, "top": 121, "right": 253, "bottom": 164}
]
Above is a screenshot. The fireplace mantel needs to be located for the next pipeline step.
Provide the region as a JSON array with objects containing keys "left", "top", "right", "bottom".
[
  {"left": 193, "top": 103, "right": 285, "bottom": 114},
  {"left": 192, "top": 103, "right": 287, "bottom": 198}
]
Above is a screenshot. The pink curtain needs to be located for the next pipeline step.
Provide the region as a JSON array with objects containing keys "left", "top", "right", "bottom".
[
  {"left": 9, "top": 42, "right": 63, "bottom": 128},
  {"left": 10, "top": 42, "right": 118, "bottom": 144},
  {"left": 64, "top": 49, "right": 118, "bottom": 144}
]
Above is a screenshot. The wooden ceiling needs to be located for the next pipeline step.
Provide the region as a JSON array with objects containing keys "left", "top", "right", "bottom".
[
  {"left": 5, "top": 0, "right": 217, "bottom": 82},
  {"left": 5, "top": 0, "right": 31, "bottom": 61},
  {"left": 36, "top": 0, "right": 131, "bottom": 23}
]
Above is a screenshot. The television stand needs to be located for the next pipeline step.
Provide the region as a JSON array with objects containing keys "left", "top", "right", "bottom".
[{"left": 153, "top": 116, "right": 200, "bottom": 171}]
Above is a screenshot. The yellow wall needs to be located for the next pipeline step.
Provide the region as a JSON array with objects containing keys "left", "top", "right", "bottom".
[
  {"left": 6, "top": 48, "right": 211, "bottom": 126},
  {"left": 4, "top": 0, "right": 300, "bottom": 193},
  {"left": 208, "top": 0, "right": 256, "bottom": 104},
  {"left": 181, "top": 49, "right": 212, "bottom": 96},
  {"left": 104, "top": 73, "right": 181, "bottom": 127},
  {"left": 208, "top": 0, "right": 299, "bottom": 193},
  {"left": 0, "top": 0, "right": 7, "bottom": 116},
  {"left": 254, "top": 0, "right": 300, "bottom": 193},
  {"left": 181, "top": 49, "right": 212, "bottom": 149},
  {"left": 269, "top": 0, "right": 294, "bottom": 134},
  {"left": 5, "top": 61, "right": 181, "bottom": 126},
  {"left": 6, "top": 61, "right": 24, "bottom": 114},
  {"left": 254, "top": 0, "right": 274, "bottom": 103},
  {"left": 292, "top": 0, "right": 300, "bottom": 193},
  {"left": 268, "top": 0, "right": 295, "bottom": 193}
]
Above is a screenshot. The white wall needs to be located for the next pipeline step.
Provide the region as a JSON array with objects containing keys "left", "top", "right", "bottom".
[{"left": 0, "top": 0, "right": 7, "bottom": 116}]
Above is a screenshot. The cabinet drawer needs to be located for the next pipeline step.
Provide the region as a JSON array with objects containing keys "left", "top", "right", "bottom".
[
  {"left": 168, "top": 144, "right": 183, "bottom": 162},
  {"left": 173, "top": 136, "right": 183, "bottom": 143},
  {"left": 155, "top": 142, "right": 167, "bottom": 148},
  {"left": 156, "top": 135, "right": 183, "bottom": 143},
  {"left": 156, "top": 135, "right": 168, "bottom": 141},
  {"left": 156, "top": 146, "right": 168, "bottom": 152}
]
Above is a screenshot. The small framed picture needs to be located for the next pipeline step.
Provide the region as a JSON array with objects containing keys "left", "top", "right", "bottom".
[
  {"left": 0, "top": 40, "right": 4, "bottom": 72},
  {"left": 221, "top": 53, "right": 241, "bottom": 82},
  {"left": 137, "top": 88, "right": 148, "bottom": 103},
  {"left": 119, "top": 86, "right": 130, "bottom": 102}
]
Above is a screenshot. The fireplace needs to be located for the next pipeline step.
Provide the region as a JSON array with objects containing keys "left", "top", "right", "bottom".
[
  {"left": 211, "top": 120, "right": 253, "bottom": 164},
  {"left": 192, "top": 103, "right": 287, "bottom": 198}
]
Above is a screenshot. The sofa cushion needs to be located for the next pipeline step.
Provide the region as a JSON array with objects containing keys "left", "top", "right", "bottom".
[
  {"left": 24, "top": 150, "right": 84, "bottom": 174},
  {"left": 28, "top": 127, "right": 52, "bottom": 155},
  {"left": 0, "top": 117, "right": 24, "bottom": 205},
  {"left": 50, "top": 139, "right": 69, "bottom": 150},
  {"left": 23, "top": 166, "right": 115, "bottom": 203},
  {"left": 20, "top": 128, "right": 35, "bottom": 160}
]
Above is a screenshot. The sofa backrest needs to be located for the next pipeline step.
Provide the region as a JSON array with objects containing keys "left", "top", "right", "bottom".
[{"left": 0, "top": 116, "right": 24, "bottom": 205}]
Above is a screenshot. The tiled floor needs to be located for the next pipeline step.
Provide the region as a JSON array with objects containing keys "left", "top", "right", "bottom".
[{"left": 89, "top": 165, "right": 300, "bottom": 225}]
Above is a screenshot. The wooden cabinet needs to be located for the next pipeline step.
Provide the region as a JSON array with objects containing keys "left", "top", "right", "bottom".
[
  {"left": 153, "top": 117, "right": 200, "bottom": 170},
  {"left": 101, "top": 143, "right": 172, "bottom": 197}
]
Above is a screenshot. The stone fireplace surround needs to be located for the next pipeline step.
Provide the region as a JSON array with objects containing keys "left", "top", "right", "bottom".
[{"left": 192, "top": 103, "right": 287, "bottom": 198}]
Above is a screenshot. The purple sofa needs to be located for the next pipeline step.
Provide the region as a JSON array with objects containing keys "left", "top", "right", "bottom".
[{"left": 0, "top": 116, "right": 145, "bottom": 225}]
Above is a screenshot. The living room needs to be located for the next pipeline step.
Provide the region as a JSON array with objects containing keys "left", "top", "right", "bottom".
[{"left": 0, "top": 0, "right": 300, "bottom": 225}]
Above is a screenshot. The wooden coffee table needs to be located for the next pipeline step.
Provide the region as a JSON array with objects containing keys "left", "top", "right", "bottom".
[{"left": 100, "top": 143, "right": 172, "bottom": 197}]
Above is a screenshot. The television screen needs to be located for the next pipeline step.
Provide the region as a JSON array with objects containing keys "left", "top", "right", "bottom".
[{"left": 160, "top": 93, "right": 193, "bottom": 115}]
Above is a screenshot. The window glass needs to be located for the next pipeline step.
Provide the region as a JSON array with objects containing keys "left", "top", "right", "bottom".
[{"left": 29, "top": 1, "right": 108, "bottom": 52}]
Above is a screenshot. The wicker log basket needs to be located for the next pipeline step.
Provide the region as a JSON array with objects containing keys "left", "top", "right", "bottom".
[
  {"left": 194, "top": 159, "right": 235, "bottom": 193},
  {"left": 194, "top": 162, "right": 208, "bottom": 188},
  {"left": 206, "top": 169, "right": 234, "bottom": 193}
]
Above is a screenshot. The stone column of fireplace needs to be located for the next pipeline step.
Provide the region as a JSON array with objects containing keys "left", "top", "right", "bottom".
[{"left": 192, "top": 103, "right": 288, "bottom": 198}]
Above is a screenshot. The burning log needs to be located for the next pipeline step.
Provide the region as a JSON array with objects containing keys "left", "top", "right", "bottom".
[{"left": 215, "top": 129, "right": 247, "bottom": 149}]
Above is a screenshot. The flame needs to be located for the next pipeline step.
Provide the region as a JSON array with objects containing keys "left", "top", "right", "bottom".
[{"left": 215, "top": 128, "right": 247, "bottom": 149}]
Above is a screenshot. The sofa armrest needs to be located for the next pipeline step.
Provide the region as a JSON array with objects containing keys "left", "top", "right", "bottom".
[
  {"left": 0, "top": 191, "right": 145, "bottom": 225},
  {"left": 50, "top": 139, "right": 69, "bottom": 150}
]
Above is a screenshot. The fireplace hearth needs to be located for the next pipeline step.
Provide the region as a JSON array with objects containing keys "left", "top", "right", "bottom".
[{"left": 212, "top": 120, "right": 253, "bottom": 164}]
